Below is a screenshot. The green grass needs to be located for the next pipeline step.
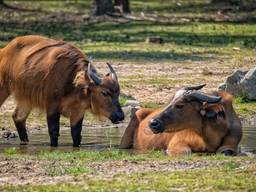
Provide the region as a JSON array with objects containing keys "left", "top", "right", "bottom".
[
  {"left": 10, "top": 149, "right": 168, "bottom": 162},
  {"left": 234, "top": 97, "right": 256, "bottom": 117},
  {"left": 86, "top": 169, "right": 256, "bottom": 191},
  {"left": 3, "top": 148, "right": 231, "bottom": 163},
  {"left": 1, "top": 149, "right": 256, "bottom": 191},
  {"left": 1, "top": 158, "right": 256, "bottom": 191}
]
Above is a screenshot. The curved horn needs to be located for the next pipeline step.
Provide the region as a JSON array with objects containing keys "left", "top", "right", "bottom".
[
  {"left": 186, "top": 91, "right": 222, "bottom": 103},
  {"left": 106, "top": 63, "right": 118, "bottom": 82},
  {"left": 183, "top": 84, "right": 206, "bottom": 91},
  {"left": 87, "top": 62, "right": 102, "bottom": 85}
]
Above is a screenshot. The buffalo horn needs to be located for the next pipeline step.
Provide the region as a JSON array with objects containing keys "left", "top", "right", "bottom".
[
  {"left": 187, "top": 91, "right": 222, "bottom": 103},
  {"left": 183, "top": 84, "right": 206, "bottom": 91},
  {"left": 106, "top": 63, "right": 118, "bottom": 82},
  {"left": 87, "top": 62, "right": 102, "bottom": 85}
]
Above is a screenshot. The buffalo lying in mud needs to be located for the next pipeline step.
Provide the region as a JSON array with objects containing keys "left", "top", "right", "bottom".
[
  {"left": 120, "top": 84, "right": 242, "bottom": 156},
  {"left": 0, "top": 35, "right": 124, "bottom": 147}
]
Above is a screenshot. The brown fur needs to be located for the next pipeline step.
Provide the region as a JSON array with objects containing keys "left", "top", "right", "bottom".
[
  {"left": 0, "top": 36, "right": 88, "bottom": 110},
  {"left": 0, "top": 35, "right": 122, "bottom": 145},
  {"left": 120, "top": 91, "right": 242, "bottom": 155}
]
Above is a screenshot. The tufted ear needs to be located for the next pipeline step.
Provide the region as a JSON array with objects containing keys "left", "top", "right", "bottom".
[
  {"left": 73, "top": 71, "right": 91, "bottom": 93},
  {"left": 200, "top": 103, "right": 225, "bottom": 119}
]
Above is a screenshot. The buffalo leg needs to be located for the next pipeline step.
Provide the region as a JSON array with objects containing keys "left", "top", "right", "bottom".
[
  {"left": 71, "top": 118, "right": 83, "bottom": 147},
  {"left": 119, "top": 114, "right": 139, "bottom": 149},
  {"left": 47, "top": 112, "right": 60, "bottom": 147},
  {"left": 217, "top": 125, "right": 242, "bottom": 156},
  {"left": 12, "top": 103, "right": 31, "bottom": 144},
  {"left": 70, "top": 112, "right": 84, "bottom": 147},
  {"left": 166, "top": 143, "right": 192, "bottom": 156}
]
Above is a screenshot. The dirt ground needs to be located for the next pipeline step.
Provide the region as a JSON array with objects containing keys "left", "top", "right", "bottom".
[{"left": 0, "top": 155, "right": 254, "bottom": 186}]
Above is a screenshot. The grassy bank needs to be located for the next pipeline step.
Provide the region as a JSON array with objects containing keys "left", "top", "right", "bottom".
[{"left": 0, "top": 149, "right": 255, "bottom": 191}]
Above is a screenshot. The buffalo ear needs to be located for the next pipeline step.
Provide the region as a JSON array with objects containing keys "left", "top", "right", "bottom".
[
  {"left": 73, "top": 71, "right": 90, "bottom": 90},
  {"left": 205, "top": 110, "right": 218, "bottom": 118},
  {"left": 200, "top": 108, "right": 217, "bottom": 118},
  {"left": 200, "top": 103, "right": 225, "bottom": 118}
]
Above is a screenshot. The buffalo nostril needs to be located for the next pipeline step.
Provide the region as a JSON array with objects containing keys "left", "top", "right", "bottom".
[{"left": 110, "top": 111, "right": 125, "bottom": 124}]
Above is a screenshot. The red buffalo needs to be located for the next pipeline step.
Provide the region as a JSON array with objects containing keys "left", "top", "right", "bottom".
[
  {"left": 0, "top": 35, "right": 124, "bottom": 147},
  {"left": 120, "top": 84, "right": 242, "bottom": 155}
]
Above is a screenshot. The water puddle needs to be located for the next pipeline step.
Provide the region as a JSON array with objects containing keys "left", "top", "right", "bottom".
[
  {"left": 0, "top": 124, "right": 126, "bottom": 154},
  {"left": 239, "top": 127, "right": 256, "bottom": 154},
  {"left": 0, "top": 122, "right": 255, "bottom": 154}
]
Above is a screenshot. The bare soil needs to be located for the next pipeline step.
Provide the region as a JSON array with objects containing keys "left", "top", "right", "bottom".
[{"left": 0, "top": 156, "right": 254, "bottom": 185}]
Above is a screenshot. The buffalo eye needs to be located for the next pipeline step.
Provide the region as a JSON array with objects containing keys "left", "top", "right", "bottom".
[
  {"left": 175, "top": 103, "right": 184, "bottom": 109},
  {"left": 101, "top": 91, "right": 109, "bottom": 97}
]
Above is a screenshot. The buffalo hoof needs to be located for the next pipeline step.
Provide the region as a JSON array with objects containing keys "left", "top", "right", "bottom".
[
  {"left": 50, "top": 141, "right": 58, "bottom": 147},
  {"left": 20, "top": 140, "right": 29, "bottom": 145},
  {"left": 73, "top": 143, "right": 80, "bottom": 148},
  {"left": 222, "top": 149, "right": 236, "bottom": 156}
]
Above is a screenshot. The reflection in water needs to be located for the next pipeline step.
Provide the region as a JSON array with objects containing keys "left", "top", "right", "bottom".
[
  {"left": 0, "top": 124, "right": 125, "bottom": 154},
  {"left": 239, "top": 127, "right": 256, "bottom": 154},
  {"left": 0, "top": 124, "right": 255, "bottom": 154}
]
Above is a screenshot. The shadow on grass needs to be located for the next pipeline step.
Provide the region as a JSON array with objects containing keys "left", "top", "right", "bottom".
[
  {"left": 1, "top": 20, "right": 256, "bottom": 48},
  {"left": 88, "top": 50, "right": 214, "bottom": 61},
  {"left": 132, "top": 0, "right": 256, "bottom": 15}
]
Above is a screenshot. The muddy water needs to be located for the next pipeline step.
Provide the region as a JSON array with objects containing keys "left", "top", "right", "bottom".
[
  {"left": 0, "top": 123, "right": 255, "bottom": 154},
  {"left": 239, "top": 127, "right": 256, "bottom": 154},
  {"left": 0, "top": 123, "right": 126, "bottom": 153}
]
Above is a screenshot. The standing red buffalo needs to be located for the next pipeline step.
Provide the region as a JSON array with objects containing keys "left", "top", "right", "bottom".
[
  {"left": 0, "top": 35, "right": 124, "bottom": 147},
  {"left": 120, "top": 84, "right": 242, "bottom": 155}
]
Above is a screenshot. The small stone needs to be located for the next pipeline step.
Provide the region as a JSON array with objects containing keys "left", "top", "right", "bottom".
[
  {"left": 2, "top": 131, "right": 11, "bottom": 139},
  {"left": 232, "top": 47, "right": 241, "bottom": 51},
  {"left": 218, "top": 83, "right": 226, "bottom": 91},
  {"left": 146, "top": 36, "right": 164, "bottom": 44},
  {"left": 125, "top": 100, "right": 140, "bottom": 107},
  {"left": 202, "top": 68, "right": 213, "bottom": 75},
  {"left": 9, "top": 132, "right": 17, "bottom": 138}
]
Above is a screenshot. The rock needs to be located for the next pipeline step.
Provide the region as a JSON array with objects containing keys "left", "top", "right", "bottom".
[
  {"left": 240, "top": 67, "right": 256, "bottom": 100},
  {"left": 232, "top": 47, "right": 241, "bottom": 51},
  {"left": 225, "top": 69, "right": 247, "bottom": 95},
  {"left": 122, "top": 105, "right": 140, "bottom": 118},
  {"left": 146, "top": 36, "right": 164, "bottom": 44},
  {"left": 9, "top": 132, "right": 17, "bottom": 138},
  {"left": 125, "top": 100, "right": 140, "bottom": 108},
  {"left": 2, "top": 131, "right": 17, "bottom": 139},
  {"left": 2, "top": 131, "right": 11, "bottom": 139},
  {"left": 218, "top": 69, "right": 256, "bottom": 99},
  {"left": 218, "top": 83, "right": 226, "bottom": 90},
  {"left": 202, "top": 68, "right": 213, "bottom": 75},
  {"left": 122, "top": 106, "right": 132, "bottom": 117},
  {"left": 227, "top": 70, "right": 246, "bottom": 93}
]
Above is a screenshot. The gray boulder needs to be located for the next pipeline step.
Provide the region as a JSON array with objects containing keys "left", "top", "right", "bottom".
[
  {"left": 240, "top": 68, "right": 256, "bottom": 100},
  {"left": 219, "top": 67, "right": 256, "bottom": 100}
]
